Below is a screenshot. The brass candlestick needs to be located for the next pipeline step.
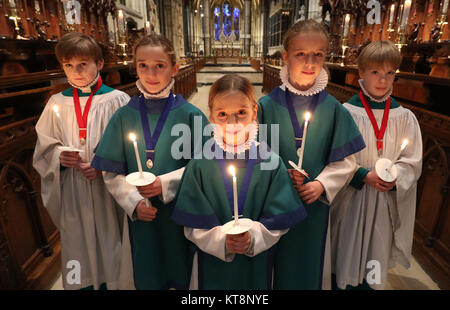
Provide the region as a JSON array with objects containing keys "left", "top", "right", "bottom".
[{"left": 437, "top": 13, "right": 448, "bottom": 42}]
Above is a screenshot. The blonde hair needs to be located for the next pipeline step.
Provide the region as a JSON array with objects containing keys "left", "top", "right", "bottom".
[
  {"left": 358, "top": 41, "right": 402, "bottom": 71},
  {"left": 208, "top": 74, "right": 257, "bottom": 112},
  {"left": 283, "top": 19, "right": 329, "bottom": 52},
  {"left": 55, "top": 32, "right": 103, "bottom": 63},
  {"left": 133, "top": 34, "right": 177, "bottom": 66}
]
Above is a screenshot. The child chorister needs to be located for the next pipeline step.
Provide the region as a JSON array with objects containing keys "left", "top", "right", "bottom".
[
  {"left": 91, "top": 34, "right": 209, "bottom": 289},
  {"left": 258, "top": 20, "right": 365, "bottom": 289},
  {"left": 172, "top": 74, "right": 307, "bottom": 289},
  {"left": 33, "top": 32, "right": 130, "bottom": 290},
  {"left": 330, "top": 41, "right": 423, "bottom": 290}
]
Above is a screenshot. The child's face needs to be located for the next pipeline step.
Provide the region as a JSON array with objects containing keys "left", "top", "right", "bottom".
[
  {"left": 282, "top": 32, "right": 327, "bottom": 89},
  {"left": 359, "top": 63, "right": 396, "bottom": 98},
  {"left": 210, "top": 90, "right": 258, "bottom": 146},
  {"left": 135, "top": 45, "right": 179, "bottom": 94},
  {"left": 62, "top": 56, "right": 103, "bottom": 87}
]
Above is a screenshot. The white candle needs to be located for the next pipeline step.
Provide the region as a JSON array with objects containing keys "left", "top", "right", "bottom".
[
  {"left": 145, "top": 21, "right": 150, "bottom": 35},
  {"left": 118, "top": 10, "right": 125, "bottom": 37},
  {"left": 401, "top": 0, "right": 412, "bottom": 28},
  {"left": 297, "top": 112, "right": 311, "bottom": 170},
  {"left": 53, "top": 105, "right": 72, "bottom": 147},
  {"left": 343, "top": 14, "right": 350, "bottom": 37},
  {"left": 443, "top": 0, "right": 449, "bottom": 14},
  {"left": 228, "top": 165, "right": 239, "bottom": 226},
  {"left": 129, "top": 133, "right": 143, "bottom": 177},
  {"left": 389, "top": 139, "right": 409, "bottom": 170},
  {"left": 389, "top": 4, "right": 395, "bottom": 23},
  {"left": 129, "top": 133, "right": 149, "bottom": 208}
]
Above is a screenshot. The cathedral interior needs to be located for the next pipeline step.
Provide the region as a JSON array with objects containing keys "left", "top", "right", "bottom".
[{"left": 0, "top": 0, "right": 448, "bottom": 290}]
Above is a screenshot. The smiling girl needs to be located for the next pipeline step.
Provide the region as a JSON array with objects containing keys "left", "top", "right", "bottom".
[
  {"left": 258, "top": 20, "right": 366, "bottom": 289},
  {"left": 92, "top": 34, "right": 209, "bottom": 289},
  {"left": 172, "top": 74, "right": 306, "bottom": 289}
]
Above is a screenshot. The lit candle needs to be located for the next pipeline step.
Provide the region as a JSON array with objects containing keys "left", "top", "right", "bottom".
[
  {"left": 389, "top": 4, "right": 395, "bottom": 23},
  {"left": 443, "top": 0, "right": 449, "bottom": 14},
  {"left": 228, "top": 165, "right": 239, "bottom": 226},
  {"left": 8, "top": 0, "right": 16, "bottom": 9},
  {"left": 129, "top": 133, "right": 143, "bottom": 178},
  {"left": 129, "top": 133, "right": 150, "bottom": 208},
  {"left": 389, "top": 139, "right": 409, "bottom": 170},
  {"left": 118, "top": 10, "right": 125, "bottom": 37},
  {"left": 401, "top": 0, "right": 412, "bottom": 28},
  {"left": 145, "top": 21, "right": 150, "bottom": 35},
  {"left": 297, "top": 112, "right": 311, "bottom": 170},
  {"left": 53, "top": 105, "right": 72, "bottom": 146},
  {"left": 343, "top": 14, "right": 350, "bottom": 37}
]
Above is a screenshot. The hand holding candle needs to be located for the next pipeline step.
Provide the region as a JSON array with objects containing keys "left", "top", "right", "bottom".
[{"left": 228, "top": 165, "right": 239, "bottom": 226}]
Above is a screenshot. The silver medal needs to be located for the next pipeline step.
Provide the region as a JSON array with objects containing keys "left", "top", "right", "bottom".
[{"left": 146, "top": 159, "right": 153, "bottom": 169}]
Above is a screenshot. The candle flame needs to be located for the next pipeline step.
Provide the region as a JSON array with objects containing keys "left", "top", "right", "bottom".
[
  {"left": 345, "top": 14, "right": 350, "bottom": 23},
  {"left": 401, "top": 139, "right": 408, "bottom": 150},
  {"left": 129, "top": 133, "right": 137, "bottom": 142},
  {"left": 305, "top": 112, "right": 311, "bottom": 122},
  {"left": 228, "top": 165, "right": 236, "bottom": 177}
]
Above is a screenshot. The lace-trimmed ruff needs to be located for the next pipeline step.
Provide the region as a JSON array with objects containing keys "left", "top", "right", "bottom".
[
  {"left": 358, "top": 79, "right": 392, "bottom": 103},
  {"left": 213, "top": 122, "right": 259, "bottom": 155},
  {"left": 136, "top": 78, "right": 175, "bottom": 99},
  {"left": 280, "top": 65, "right": 328, "bottom": 96}
]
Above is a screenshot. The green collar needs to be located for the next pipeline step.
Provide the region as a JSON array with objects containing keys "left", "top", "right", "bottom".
[
  {"left": 62, "top": 83, "right": 115, "bottom": 97},
  {"left": 347, "top": 93, "right": 400, "bottom": 109}
]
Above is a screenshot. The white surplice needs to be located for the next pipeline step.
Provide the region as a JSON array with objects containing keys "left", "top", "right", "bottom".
[
  {"left": 33, "top": 89, "right": 130, "bottom": 290},
  {"left": 330, "top": 102, "right": 423, "bottom": 290}
]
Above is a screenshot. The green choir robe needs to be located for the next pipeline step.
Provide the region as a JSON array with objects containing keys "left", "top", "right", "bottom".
[
  {"left": 258, "top": 86, "right": 365, "bottom": 289},
  {"left": 92, "top": 94, "right": 209, "bottom": 289},
  {"left": 172, "top": 143, "right": 307, "bottom": 289}
]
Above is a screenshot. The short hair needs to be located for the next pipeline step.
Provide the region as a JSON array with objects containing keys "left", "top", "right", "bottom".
[
  {"left": 133, "top": 34, "right": 177, "bottom": 66},
  {"left": 208, "top": 74, "right": 257, "bottom": 112},
  {"left": 55, "top": 32, "right": 103, "bottom": 63},
  {"left": 357, "top": 40, "right": 402, "bottom": 71},
  {"left": 283, "top": 19, "right": 329, "bottom": 52}
]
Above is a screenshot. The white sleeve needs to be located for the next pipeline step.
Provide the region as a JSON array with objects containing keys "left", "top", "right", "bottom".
[
  {"left": 102, "top": 171, "right": 144, "bottom": 220},
  {"left": 315, "top": 155, "right": 357, "bottom": 204},
  {"left": 184, "top": 226, "right": 234, "bottom": 262},
  {"left": 158, "top": 167, "right": 185, "bottom": 204},
  {"left": 244, "top": 222, "right": 288, "bottom": 257}
]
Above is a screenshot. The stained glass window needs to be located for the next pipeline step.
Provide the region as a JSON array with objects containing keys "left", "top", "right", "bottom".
[
  {"left": 213, "top": 2, "right": 239, "bottom": 41},
  {"left": 214, "top": 7, "right": 221, "bottom": 41},
  {"left": 233, "top": 7, "right": 239, "bottom": 40},
  {"left": 223, "top": 3, "right": 231, "bottom": 37}
]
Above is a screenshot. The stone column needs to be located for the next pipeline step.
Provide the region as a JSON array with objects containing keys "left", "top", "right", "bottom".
[
  {"left": 243, "top": 0, "right": 251, "bottom": 56},
  {"left": 202, "top": 0, "right": 211, "bottom": 56}
]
